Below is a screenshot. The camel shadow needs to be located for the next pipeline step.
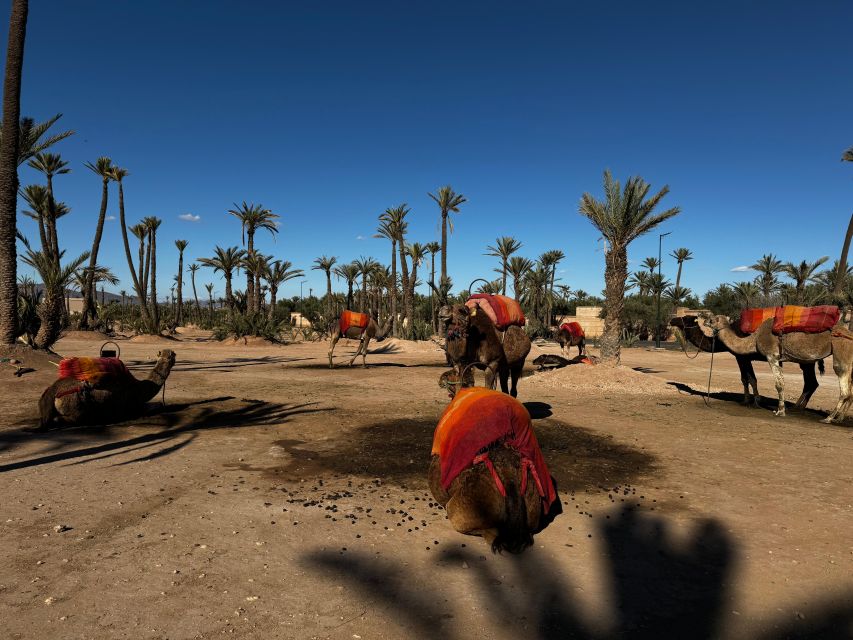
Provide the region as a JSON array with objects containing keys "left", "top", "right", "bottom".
[
  {"left": 524, "top": 401, "right": 553, "bottom": 419},
  {"left": 0, "top": 397, "right": 335, "bottom": 472},
  {"left": 304, "top": 506, "right": 853, "bottom": 639}
]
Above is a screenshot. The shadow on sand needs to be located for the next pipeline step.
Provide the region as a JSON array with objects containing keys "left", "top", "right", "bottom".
[
  {"left": 305, "top": 506, "right": 853, "bottom": 639},
  {"left": 0, "top": 396, "right": 334, "bottom": 472}
]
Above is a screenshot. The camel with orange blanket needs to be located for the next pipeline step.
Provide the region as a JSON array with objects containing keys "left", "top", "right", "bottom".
[
  {"left": 428, "top": 387, "right": 561, "bottom": 553},
  {"left": 328, "top": 311, "right": 392, "bottom": 368}
]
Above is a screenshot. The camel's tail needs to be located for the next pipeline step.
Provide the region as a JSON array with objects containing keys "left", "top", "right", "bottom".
[
  {"left": 818, "top": 359, "right": 825, "bottom": 376},
  {"left": 491, "top": 465, "right": 533, "bottom": 555}
]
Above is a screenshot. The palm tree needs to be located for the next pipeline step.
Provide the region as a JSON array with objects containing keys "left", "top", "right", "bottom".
[
  {"left": 628, "top": 271, "right": 651, "bottom": 297},
  {"left": 522, "top": 263, "right": 551, "bottom": 322},
  {"left": 204, "top": 283, "right": 215, "bottom": 324},
  {"left": 539, "top": 249, "right": 565, "bottom": 327},
  {"left": 507, "top": 256, "right": 534, "bottom": 301},
  {"left": 750, "top": 253, "right": 784, "bottom": 300},
  {"left": 79, "top": 157, "right": 114, "bottom": 328},
  {"left": 380, "top": 205, "right": 412, "bottom": 334},
  {"left": 641, "top": 257, "right": 659, "bottom": 276},
  {"left": 242, "top": 251, "right": 270, "bottom": 313},
  {"left": 731, "top": 281, "right": 760, "bottom": 308},
  {"left": 1, "top": 114, "right": 74, "bottom": 166},
  {"left": 375, "top": 217, "right": 399, "bottom": 334},
  {"left": 228, "top": 201, "right": 279, "bottom": 312},
  {"left": 198, "top": 246, "right": 245, "bottom": 314},
  {"left": 174, "top": 240, "right": 188, "bottom": 325},
  {"left": 428, "top": 185, "right": 466, "bottom": 301},
  {"left": 130, "top": 222, "right": 148, "bottom": 299},
  {"left": 0, "top": 0, "right": 27, "bottom": 343},
  {"left": 407, "top": 242, "right": 428, "bottom": 318},
  {"left": 27, "top": 152, "right": 69, "bottom": 259},
  {"left": 669, "top": 247, "right": 693, "bottom": 295},
  {"left": 353, "top": 256, "right": 379, "bottom": 314},
  {"left": 781, "top": 257, "right": 828, "bottom": 304},
  {"left": 834, "top": 148, "right": 853, "bottom": 311},
  {"left": 20, "top": 184, "right": 50, "bottom": 255},
  {"left": 578, "top": 170, "right": 680, "bottom": 364},
  {"left": 188, "top": 262, "right": 201, "bottom": 318},
  {"left": 485, "top": 236, "right": 523, "bottom": 296},
  {"left": 334, "top": 262, "right": 360, "bottom": 310},
  {"left": 265, "top": 260, "right": 304, "bottom": 321},
  {"left": 425, "top": 241, "right": 441, "bottom": 331},
  {"left": 312, "top": 255, "right": 337, "bottom": 317},
  {"left": 144, "top": 217, "right": 162, "bottom": 329}
]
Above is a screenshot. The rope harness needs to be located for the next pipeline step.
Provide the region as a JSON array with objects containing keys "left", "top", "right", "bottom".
[
  {"left": 702, "top": 331, "right": 717, "bottom": 407},
  {"left": 675, "top": 327, "right": 704, "bottom": 360}
]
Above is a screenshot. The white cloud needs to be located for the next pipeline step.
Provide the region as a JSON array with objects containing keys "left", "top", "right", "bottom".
[
  {"left": 355, "top": 235, "right": 365, "bottom": 240},
  {"left": 106, "top": 215, "right": 116, "bottom": 221},
  {"left": 730, "top": 265, "right": 750, "bottom": 272},
  {"left": 179, "top": 213, "right": 201, "bottom": 222}
]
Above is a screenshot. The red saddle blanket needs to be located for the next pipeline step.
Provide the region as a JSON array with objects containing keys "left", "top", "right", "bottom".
[
  {"left": 560, "top": 322, "right": 585, "bottom": 339},
  {"left": 431, "top": 388, "right": 557, "bottom": 513},
  {"left": 465, "top": 294, "right": 526, "bottom": 330},
  {"left": 739, "top": 306, "right": 840, "bottom": 335},
  {"left": 58, "top": 357, "right": 132, "bottom": 384},
  {"left": 339, "top": 310, "right": 370, "bottom": 335}
]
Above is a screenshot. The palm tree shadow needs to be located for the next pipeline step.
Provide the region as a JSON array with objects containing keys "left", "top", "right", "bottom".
[
  {"left": 304, "top": 506, "right": 852, "bottom": 639},
  {"left": 0, "top": 397, "right": 334, "bottom": 473}
]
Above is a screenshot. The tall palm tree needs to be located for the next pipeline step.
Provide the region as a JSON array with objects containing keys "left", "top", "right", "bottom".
[
  {"left": 641, "top": 256, "right": 659, "bottom": 276},
  {"left": 428, "top": 185, "right": 466, "bottom": 301},
  {"left": 374, "top": 217, "right": 399, "bottom": 334},
  {"left": 578, "top": 170, "right": 680, "bottom": 364},
  {"left": 539, "top": 249, "right": 565, "bottom": 326},
  {"left": 628, "top": 271, "right": 651, "bottom": 297},
  {"left": 731, "top": 281, "right": 760, "bottom": 308},
  {"left": 227, "top": 201, "right": 279, "bottom": 312},
  {"left": 425, "top": 241, "right": 441, "bottom": 331},
  {"left": 353, "top": 256, "right": 379, "bottom": 314},
  {"left": 782, "top": 257, "right": 828, "bottom": 304},
  {"left": 407, "top": 242, "right": 427, "bottom": 317},
  {"left": 0, "top": 0, "right": 27, "bottom": 343},
  {"left": 20, "top": 184, "right": 50, "bottom": 255},
  {"left": 834, "top": 148, "right": 853, "bottom": 310},
  {"left": 130, "top": 222, "right": 147, "bottom": 299},
  {"left": 265, "top": 260, "right": 304, "bottom": 321},
  {"left": 334, "top": 262, "right": 360, "bottom": 311},
  {"left": 188, "top": 262, "right": 201, "bottom": 318},
  {"left": 312, "top": 255, "right": 337, "bottom": 318},
  {"left": 750, "top": 253, "right": 784, "bottom": 300},
  {"left": 507, "top": 256, "right": 534, "bottom": 301},
  {"left": 669, "top": 247, "right": 693, "bottom": 294},
  {"left": 242, "top": 251, "right": 270, "bottom": 313},
  {"left": 204, "top": 283, "right": 215, "bottom": 324},
  {"left": 174, "top": 239, "right": 188, "bottom": 325},
  {"left": 522, "top": 263, "right": 551, "bottom": 322},
  {"left": 143, "top": 216, "right": 162, "bottom": 329},
  {"left": 79, "top": 157, "right": 114, "bottom": 328},
  {"left": 1, "top": 114, "right": 74, "bottom": 166},
  {"left": 485, "top": 236, "right": 523, "bottom": 296},
  {"left": 380, "top": 205, "right": 412, "bottom": 334},
  {"left": 198, "top": 246, "right": 245, "bottom": 314},
  {"left": 27, "top": 151, "right": 69, "bottom": 259}
]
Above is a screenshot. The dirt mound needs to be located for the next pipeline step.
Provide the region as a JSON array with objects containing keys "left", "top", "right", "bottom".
[
  {"left": 61, "top": 330, "right": 113, "bottom": 341},
  {"left": 528, "top": 362, "right": 674, "bottom": 396},
  {"left": 129, "top": 334, "right": 180, "bottom": 344},
  {"left": 386, "top": 338, "right": 445, "bottom": 353},
  {"left": 217, "top": 336, "right": 279, "bottom": 347}
]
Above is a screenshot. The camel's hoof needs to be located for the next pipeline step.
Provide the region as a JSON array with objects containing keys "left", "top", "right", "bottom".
[
  {"left": 820, "top": 416, "right": 836, "bottom": 424},
  {"left": 774, "top": 409, "right": 786, "bottom": 417}
]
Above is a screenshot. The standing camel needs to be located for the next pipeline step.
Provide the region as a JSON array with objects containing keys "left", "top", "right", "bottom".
[
  {"left": 328, "top": 312, "right": 392, "bottom": 368},
  {"left": 439, "top": 303, "right": 531, "bottom": 397},
  {"left": 554, "top": 322, "right": 586, "bottom": 358},
  {"left": 39, "top": 349, "right": 177, "bottom": 428},
  {"left": 670, "top": 315, "right": 821, "bottom": 409},
  {"left": 704, "top": 315, "right": 853, "bottom": 423}
]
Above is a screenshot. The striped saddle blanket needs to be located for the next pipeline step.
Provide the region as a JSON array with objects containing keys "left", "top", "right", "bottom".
[
  {"left": 560, "top": 322, "right": 585, "bottom": 339},
  {"left": 465, "top": 294, "right": 526, "bottom": 330},
  {"left": 739, "top": 305, "right": 840, "bottom": 335},
  {"left": 339, "top": 310, "right": 371, "bottom": 335},
  {"left": 58, "top": 357, "right": 132, "bottom": 384}
]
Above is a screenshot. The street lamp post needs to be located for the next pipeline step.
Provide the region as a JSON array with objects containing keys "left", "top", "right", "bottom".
[
  {"left": 656, "top": 231, "right": 672, "bottom": 348},
  {"left": 299, "top": 281, "right": 307, "bottom": 324}
]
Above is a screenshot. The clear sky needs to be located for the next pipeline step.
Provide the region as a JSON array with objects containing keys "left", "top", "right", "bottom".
[{"left": 10, "top": 0, "right": 853, "bottom": 301}]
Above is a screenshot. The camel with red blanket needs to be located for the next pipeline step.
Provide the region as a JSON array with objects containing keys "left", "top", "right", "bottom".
[
  {"left": 328, "top": 311, "right": 392, "bottom": 369},
  {"left": 555, "top": 322, "right": 586, "bottom": 357},
  {"left": 428, "top": 387, "right": 561, "bottom": 553},
  {"left": 439, "top": 295, "right": 531, "bottom": 397},
  {"left": 704, "top": 310, "right": 853, "bottom": 422},
  {"left": 38, "top": 349, "right": 176, "bottom": 428}
]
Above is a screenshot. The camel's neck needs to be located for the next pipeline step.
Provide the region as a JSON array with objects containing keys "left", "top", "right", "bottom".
[
  {"left": 682, "top": 325, "right": 719, "bottom": 352},
  {"left": 713, "top": 324, "right": 756, "bottom": 354},
  {"left": 137, "top": 359, "right": 173, "bottom": 400}
]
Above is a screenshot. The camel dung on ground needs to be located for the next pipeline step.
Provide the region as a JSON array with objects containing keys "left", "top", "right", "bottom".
[
  {"left": 670, "top": 315, "right": 822, "bottom": 409},
  {"left": 39, "top": 349, "right": 177, "bottom": 428},
  {"left": 439, "top": 303, "right": 531, "bottom": 397},
  {"left": 327, "top": 313, "right": 392, "bottom": 369},
  {"left": 703, "top": 314, "right": 853, "bottom": 423}
]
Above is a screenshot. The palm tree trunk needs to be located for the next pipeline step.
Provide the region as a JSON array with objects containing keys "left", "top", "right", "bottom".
[
  {"left": 325, "top": 270, "right": 332, "bottom": 318},
  {"left": 390, "top": 239, "right": 398, "bottom": 337},
  {"left": 600, "top": 245, "right": 628, "bottom": 365},
  {"left": 502, "top": 259, "right": 508, "bottom": 296},
  {"left": 0, "top": 0, "right": 27, "bottom": 344},
  {"left": 117, "top": 181, "right": 152, "bottom": 331},
  {"left": 398, "top": 240, "right": 411, "bottom": 336},
  {"left": 176, "top": 251, "right": 184, "bottom": 325},
  {"left": 81, "top": 176, "right": 110, "bottom": 328},
  {"left": 430, "top": 253, "right": 437, "bottom": 333},
  {"left": 346, "top": 281, "right": 353, "bottom": 310},
  {"left": 440, "top": 212, "right": 448, "bottom": 302},
  {"left": 833, "top": 213, "right": 853, "bottom": 320},
  {"left": 255, "top": 271, "right": 262, "bottom": 313},
  {"left": 225, "top": 273, "right": 234, "bottom": 315},
  {"left": 246, "top": 230, "right": 255, "bottom": 314},
  {"left": 150, "top": 228, "right": 159, "bottom": 331},
  {"left": 33, "top": 286, "right": 62, "bottom": 349},
  {"left": 191, "top": 271, "right": 200, "bottom": 318},
  {"left": 45, "top": 173, "right": 58, "bottom": 260},
  {"left": 268, "top": 286, "right": 277, "bottom": 321}
]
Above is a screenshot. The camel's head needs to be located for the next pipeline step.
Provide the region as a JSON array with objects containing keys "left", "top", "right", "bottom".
[
  {"left": 669, "top": 315, "right": 698, "bottom": 329},
  {"left": 157, "top": 349, "right": 177, "bottom": 372},
  {"left": 441, "top": 304, "right": 472, "bottom": 339},
  {"left": 702, "top": 314, "right": 728, "bottom": 332},
  {"left": 438, "top": 366, "right": 475, "bottom": 399}
]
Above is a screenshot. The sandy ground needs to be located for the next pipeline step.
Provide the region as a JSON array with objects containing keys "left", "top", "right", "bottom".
[{"left": 1, "top": 331, "right": 851, "bottom": 639}]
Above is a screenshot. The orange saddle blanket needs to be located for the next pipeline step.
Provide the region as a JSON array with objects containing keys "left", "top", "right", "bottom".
[
  {"left": 465, "top": 294, "right": 526, "bottom": 330},
  {"left": 339, "top": 310, "right": 371, "bottom": 335},
  {"left": 432, "top": 388, "right": 557, "bottom": 513},
  {"left": 58, "top": 357, "right": 132, "bottom": 384},
  {"left": 739, "top": 305, "right": 840, "bottom": 335},
  {"left": 560, "top": 322, "right": 585, "bottom": 339}
]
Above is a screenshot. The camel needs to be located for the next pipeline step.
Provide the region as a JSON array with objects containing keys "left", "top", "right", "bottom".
[
  {"left": 703, "top": 315, "right": 853, "bottom": 423},
  {"left": 39, "top": 349, "right": 176, "bottom": 428},
  {"left": 439, "top": 303, "right": 531, "bottom": 397},
  {"left": 670, "top": 315, "right": 821, "bottom": 409},
  {"left": 428, "top": 388, "right": 562, "bottom": 553},
  {"left": 327, "top": 313, "right": 392, "bottom": 369},
  {"left": 554, "top": 324, "right": 585, "bottom": 357}
]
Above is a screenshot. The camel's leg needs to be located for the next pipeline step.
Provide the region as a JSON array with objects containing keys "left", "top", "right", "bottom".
[
  {"left": 485, "top": 363, "right": 500, "bottom": 391},
  {"left": 509, "top": 363, "right": 522, "bottom": 398},
  {"left": 361, "top": 337, "right": 371, "bottom": 368},
  {"left": 795, "top": 363, "right": 818, "bottom": 410},
  {"left": 328, "top": 333, "right": 340, "bottom": 369},
  {"left": 736, "top": 358, "right": 758, "bottom": 406},
  {"left": 498, "top": 365, "right": 510, "bottom": 395},
  {"left": 348, "top": 335, "right": 364, "bottom": 367},
  {"left": 768, "top": 357, "right": 786, "bottom": 416},
  {"left": 578, "top": 338, "right": 585, "bottom": 357},
  {"left": 822, "top": 360, "right": 851, "bottom": 424}
]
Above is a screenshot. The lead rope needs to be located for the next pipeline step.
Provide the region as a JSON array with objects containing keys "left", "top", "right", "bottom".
[
  {"left": 676, "top": 328, "right": 704, "bottom": 360},
  {"left": 703, "top": 332, "right": 717, "bottom": 407}
]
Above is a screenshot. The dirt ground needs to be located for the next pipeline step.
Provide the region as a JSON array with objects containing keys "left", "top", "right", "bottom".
[{"left": 1, "top": 331, "right": 851, "bottom": 639}]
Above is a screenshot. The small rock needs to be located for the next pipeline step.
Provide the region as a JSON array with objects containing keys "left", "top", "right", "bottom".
[
  {"left": 461, "top": 561, "right": 469, "bottom": 569},
  {"left": 246, "top": 596, "right": 259, "bottom": 602},
  {"left": 53, "top": 524, "right": 71, "bottom": 533},
  {"left": 44, "top": 597, "right": 55, "bottom": 605}
]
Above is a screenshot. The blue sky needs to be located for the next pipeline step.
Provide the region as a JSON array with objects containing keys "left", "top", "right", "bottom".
[{"left": 10, "top": 1, "right": 853, "bottom": 301}]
